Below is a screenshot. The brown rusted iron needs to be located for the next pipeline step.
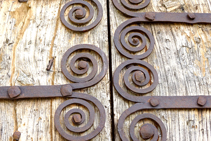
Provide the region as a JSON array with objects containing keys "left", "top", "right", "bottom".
[
  {"left": 18, "top": 0, "right": 28, "bottom": 2},
  {"left": 113, "top": 17, "right": 211, "bottom": 141},
  {"left": 60, "top": 0, "right": 103, "bottom": 32},
  {"left": 0, "top": 44, "right": 108, "bottom": 140},
  {"left": 46, "top": 57, "right": 55, "bottom": 71},
  {"left": 7, "top": 86, "right": 21, "bottom": 98},
  {"left": 112, "top": 0, "right": 211, "bottom": 23},
  {"left": 113, "top": 60, "right": 158, "bottom": 102},
  {"left": 114, "top": 18, "right": 155, "bottom": 59},
  {"left": 54, "top": 92, "right": 106, "bottom": 141},
  {"left": 118, "top": 96, "right": 211, "bottom": 141},
  {"left": 139, "top": 124, "right": 155, "bottom": 140},
  {"left": 0, "top": 44, "right": 108, "bottom": 99},
  {"left": 72, "top": 114, "right": 82, "bottom": 125},
  {"left": 197, "top": 96, "right": 207, "bottom": 106},
  {"left": 13, "top": 131, "right": 21, "bottom": 141}
]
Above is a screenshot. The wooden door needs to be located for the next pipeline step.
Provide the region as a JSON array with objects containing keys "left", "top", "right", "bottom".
[
  {"left": 0, "top": 0, "right": 211, "bottom": 141},
  {"left": 109, "top": 0, "right": 211, "bottom": 141},
  {"left": 0, "top": 0, "right": 111, "bottom": 140}
]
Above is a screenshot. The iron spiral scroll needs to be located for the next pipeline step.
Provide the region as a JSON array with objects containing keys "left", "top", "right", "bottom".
[
  {"left": 0, "top": 44, "right": 108, "bottom": 140},
  {"left": 60, "top": 0, "right": 103, "bottom": 32},
  {"left": 113, "top": 17, "right": 211, "bottom": 140},
  {"left": 54, "top": 92, "right": 106, "bottom": 141},
  {"left": 113, "top": 18, "right": 158, "bottom": 102},
  {"left": 112, "top": 0, "right": 211, "bottom": 23}
]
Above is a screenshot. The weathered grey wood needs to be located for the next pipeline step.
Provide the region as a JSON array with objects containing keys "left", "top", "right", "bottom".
[
  {"left": 0, "top": 0, "right": 111, "bottom": 141},
  {"left": 109, "top": 0, "right": 211, "bottom": 140}
]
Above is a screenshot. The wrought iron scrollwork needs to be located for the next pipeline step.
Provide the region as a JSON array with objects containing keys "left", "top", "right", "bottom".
[
  {"left": 54, "top": 92, "right": 106, "bottom": 141},
  {"left": 112, "top": 0, "right": 211, "bottom": 24},
  {"left": 113, "top": 18, "right": 211, "bottom": 140},
  {"left": 60, "top": 0, "right": 103, "bottom": 32},
  {"left": 0, "top": 44, "right": 108, "bottom": 140}
]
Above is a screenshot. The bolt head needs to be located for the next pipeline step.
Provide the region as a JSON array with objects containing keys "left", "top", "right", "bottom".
[
  {"left": 134, "top": 71, "right": 145, "bottom": 83},
  {"left": 78, "top": 61, "right": 88, "bottom": 70},
  {"left": 187, "top": 13, "right": 195, "bottom": 20},
  {"left": 197, "top": 96, "right": 206, "bottom": 106},
  {"left": 132, "top": 38, "right": 139, "bottom": 44},
  {"left": 60, "top": 85, "right": 72, "bottom": 97},
  {"left": 8, "top": 86, "right": 21, "bottom": 98},
  {"left": 75, "top": 9, "right": 85, "bottom": 19},
  {"left": 150, "top": 98, "right": 159, "bottom": 107},
  {"left": 13, "top": 131, "right": 21, "bottom": 141},
  {"left": 139, "top": 124, "right": 154, "bottom": 140},
  {"left": 72, "top": 114, "right": 82, "bottom": 125},
  {"left": 145, "top": 12, "right": 156, "bottom": 21}
]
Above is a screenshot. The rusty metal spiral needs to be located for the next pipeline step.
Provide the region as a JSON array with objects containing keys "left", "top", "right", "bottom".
[
  {"left": 54, "top": 92, "right": 106, "bottom": 141},
  {"left": 114, "top": 18, "right": 155, "bottom": 59},
  {"left": 112, "top": 0, "right": 150, "bottom": 17},
  {"left": 118, "top": 103, "right": 166, "bottom": 141},
  {"left": 60, "top": 0, "right": 103, "bottom": 32},
  {"left": 113, "top": 60, "right": 158, "bottom": 102},
  {"left": 61, "top": 44, "right": 108, "bottom": 89}
]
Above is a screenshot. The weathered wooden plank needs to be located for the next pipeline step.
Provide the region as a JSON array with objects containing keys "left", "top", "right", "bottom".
[
  {"left": 109, "top": 0, "right": 211, "bottom": 140},
  {"left": 0, "top": 0, "right": 111, "bottom": 141}
]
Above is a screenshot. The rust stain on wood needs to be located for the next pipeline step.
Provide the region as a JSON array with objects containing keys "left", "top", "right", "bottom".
[{"left": 9, "top": 3, "right": 32, "bottom": 86}]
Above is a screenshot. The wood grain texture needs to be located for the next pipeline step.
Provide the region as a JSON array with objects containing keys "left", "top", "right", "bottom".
[
  {"left": 0, "top": 0, "right": 111, "bottom": 141},
  {"left": 109, "top": 0, "right": 211, "bottom": 140}
]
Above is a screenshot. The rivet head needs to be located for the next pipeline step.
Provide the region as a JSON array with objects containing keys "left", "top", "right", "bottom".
[
  {"left": 60, "top": 85, "right": 72, "bottom": 97},
  {"left": 150, "top": 98, "right": 159, "bottom": 107},
  {"left": 13, "top": 131, "right": 21, "bottom": 141},
  {"left": 197, "top": 96, "right": 206, "bottom": 106},
  {"left": 132, "top": 38, "right": 139, "bottom": 44},
  {"left": 72, "top": 114, "right": 82, "bottom": 125},
  {"left": 134, "top": 71, "right": 145, "bottom": 83},
  {"left": 78, "top": 61, "right": 88, "bottom": 70},
  {"left": 75, "top": 9, "right": 85, "bottom": 19},
  {"left": 145, "top": 12, "right": 156, "bottom": 21},
  {"left": 8, "top": 86, "right": 21, "bottom": 98},
  {"left": 139, "top": 124, "right": 154, "bottom": 140},
  {"left": 187, "top": 13, "right": 195, "bottom": 20}
]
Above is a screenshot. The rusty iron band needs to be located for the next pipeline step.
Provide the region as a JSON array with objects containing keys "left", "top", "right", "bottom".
[
  {"left": 54, "top": 92, "right": 105, "bottom": 141},
  {"left": 61, "top": 44, "right": 108, "bottom": 89},
  {"left": 60, "top": 0, "right": 103, "bottom": 32},
  {"left": 0, "top": 44, "right": 108, "bottom": 99},
  {"left": 0, "top": 44, "right": 108, "bottom": 140},
  {"left": 114, "top": 18, "right": 155, "bottom": 59},
  {"left": 113, "top": 60, "right": 158, "bottom": 102},
  {"left": 118, "top": 96, "right": 210, "bottom": 141},
  {"left": 112, "top": 0, "right": 211, "bottom": 22}
]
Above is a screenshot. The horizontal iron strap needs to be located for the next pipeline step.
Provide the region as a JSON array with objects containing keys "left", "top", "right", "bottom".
[
  {"left": 131, "top": 13, "right": 211, "bottom": 24},
  {"left": 0, "top": 85, "right": 63, "bottom": 99},
  {"left": 145, "top": 96, "right": 210, "bottom": 108}
]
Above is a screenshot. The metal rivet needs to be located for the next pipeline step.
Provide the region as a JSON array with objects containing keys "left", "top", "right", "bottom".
[
  {"left": 78, "top": 61, "right": 88, "bottom": 70},
  {"left": 72, "top": 114, "right": 82, "bottom": 125},
  {"left": 145, "top": 12, "right": 156, "bottom": 21},
  {"left": 139, "top": 124, "right": 154, "bottom": 140},
  {"left": 75, "top": 9, "right": 85, "bottom": 19},
  {"left": 46, "top": 57, "right": 55, "bottom": 71},
  {"left": 134, "top": 71, "right": 145, "bottom": 83},
  {"left": 13, "top": 131, "right": 21, "bottom": 141},
  {"left": 8, "top": 86, "right": 21, "bottom": 98},
  {"left": 60, "top": 85, "right": 72, "bottom": 97},
  {"left": 197, "top": 96, "right": 206, "bottom": 106},
  {"left": 150, "top": 98, "right": 159, "bottom": 107},
  {"left": 187, "top": 13, "right": 195, "bottom": 20},
  {"left": 132, "top": 38, "right": 139, "bottom": 44}
]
